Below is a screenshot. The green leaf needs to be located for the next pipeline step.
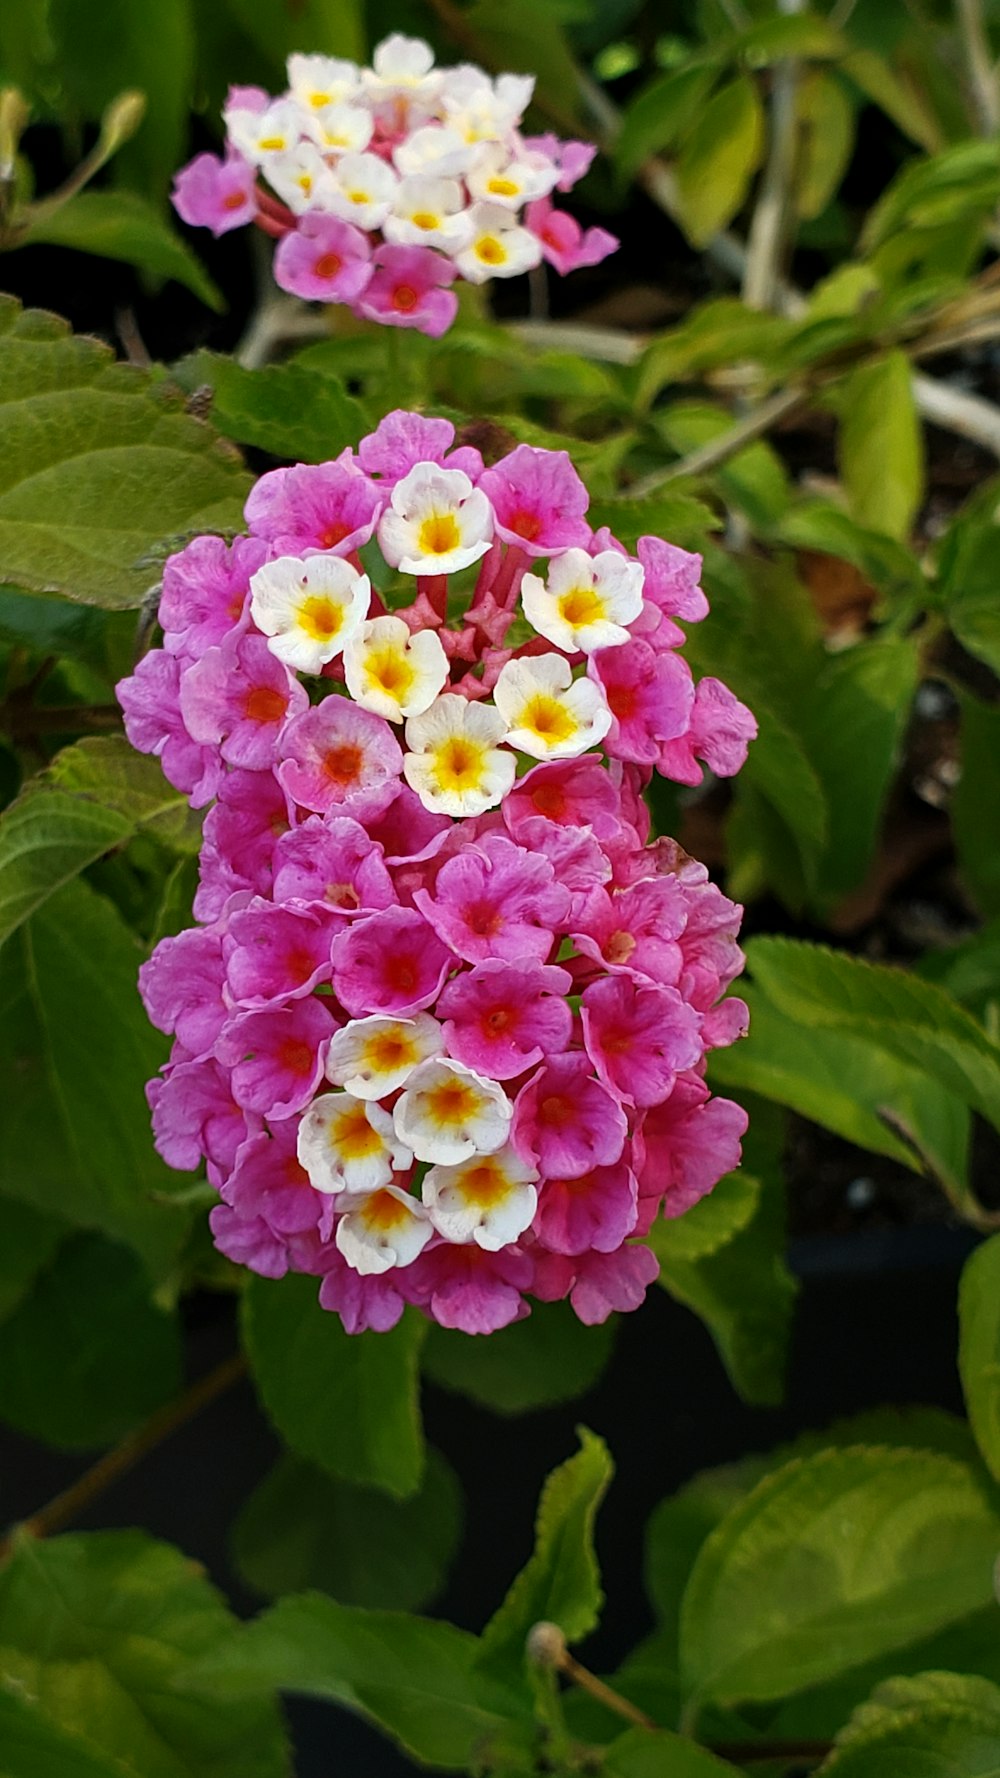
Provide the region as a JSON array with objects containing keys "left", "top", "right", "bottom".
[
  {"left": 587, "top": 491, "right": 721, "bottom": 553},
  {"left": 0, "top": 1232, "right": 181, "bottom": 1448},
  {"left": 960, "top": 1236, "right": 1000, "bottom": 1485},
  {"left": 842, "top": 48, "right": 943, "bottom": 151},
  {"left": 601, "top": 1726, "right": 736, "bottom": 1776},
  {"left": 615, "top": 63, "right": 720, "bottom": 179},
  {"left": 745, "top": 937, "right": 1000, "bottom": 1136},
  {"left": 938, "top": 481, "right": 1000, "bottom": 675},
  {"left": 823, "top": 1671, "right": 1000, "bottom": 1775},
  {"left": 175, "top": 351, "right": 370, "bottom": 463},
  {"left": 675, "top": 76, "right": 765, "bottom": 247},
  {"left": 710, "top": 986, "right": 971, "bottom": 1210},
  {"left": 734, "top": 12, "right": 846, "bottom": 60},
  {"left": 0, "top": 877, "right": 189, "bottom": 1276},
  {"left": 0, "top": 296, "right": 249, "bottom": 608},
  {"left": 795, "top": 71, "right": 855, "bottom": 220},
  {"left": 778, "top": 499, "right": 923, "bottom": 599},
  {"left": 183, "top": 1593, "right": 525, "bottom": 1771},
  {"left": 241, "top": 1274, "right": 425, "bottom": 1498},
  {"left": 649, "top": 1169, "right": 796, "bottom": 1407},
  {"left": 220, "top": 0, "right": 364, "bottom": 75},
  {"left": 649, "top": 1169, "right": 759, "bottom": 1263},
  {"left": 0, "top": 1689, "right": 127, "bottom": 1778},
  {"left": 955, "top": 693, "right": 1000, "bottom": 920},
  {"left": 22, "top": 191, "right": 223, "bottom": 311},
  {"left": 0, "top": 1196, "right": 65, "bottom": 1320},
  {"left": 232, "top": 1447, "right": 462, "bottom": 1610},
  {"left": 480, "top": 1428, "right": 612, "bottom": 1671},
  {"left": 862, "top": 142, "right": 1000, "bottom": 253},
  {"left": 0, "top": 1530, "right": 290, "bottom": 1778},
  {"left": 636, "top": 300, "right": 793, "bottom": 408},
  {"left": 654, "top": 401, "right": 791, "bottom": 528},
  {"left": 838, "top": 350, "right": 923, "bottom": 541},
  {"left": 679, "top": 1446, "right": 1000, "bottom": 1710},
  {"left": 0, "top": 737, "right": 197, "bottom": 947},
  {"left": 423, "top": 1300, "right": 614, "bottom": 1415},
  {"left": 918, "top": 921, "right": 1000, "bottom": 1022}
]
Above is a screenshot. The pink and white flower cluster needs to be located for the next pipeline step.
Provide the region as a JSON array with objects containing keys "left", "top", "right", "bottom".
[
  {"left": 172, "top": 34, "right": 617, "bottom": 335},
  {"left": 118, "top": 411, "right": 756, "bottom": 1336}
]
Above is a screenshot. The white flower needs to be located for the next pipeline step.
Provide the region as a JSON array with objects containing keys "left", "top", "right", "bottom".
[
  {"left": 325, "top": 1013, "right": 444, "bottom": 1100},
  {"left": 336, "top": 1185, "right": 433, "bottom": 1274},
  {"left": 363, "top": 33, "right": 443, "bottom": 102},
  {"left": 521, "top": 548, "right": 645, "bottom": 653},
  {"left": 326, "top": 151, "right": 399, "bottom": 230},
  {"left": 493, "top": 654, "right": 612, "bottom": 758},
  {"left": 227, "top": 99, "right": 315, "bottom": 166},
  {"left": 467, "top": 145, "right": 559, "bottom": 210},
  {"left": 383, "top": 176, "right": 474, "bottom": 253},
  {"left": 441, "top": 69, "right": 534, "bottom": 143},
  {"left": 378, "top": 462, "right": 493, "bottom": 577},
  {"left": 394, "top": 1057, "right": 512, "bottom": 1165},
  {"left": 297, "top": 1092, "right": 412, "bottom": 1195},
  {"left": 403, "top": 693, "right": 515, "bottom": 817},
  {"left": 250, "top": 555, "right": 370, "bottom": 674},
  {"left": 287, "top": 53, "right": 362, "bottom": 110},
  {"left": 313, "top": 101, "right": 375, "bottom": 157},
  {"left": 423, "top": 1143, "right": 538, "bottom": 1250},
  {"left": 265, "top": 142, "right": 338, "bottom": 214},
  {"left": 344, "top": 615, "right": 449, "bottom": 722},
  {"left": 454, "top": 204, "right": 543, "bottom": 283},
  {"left": 392, "top": 124, "right": 475, "bottom": 180}
]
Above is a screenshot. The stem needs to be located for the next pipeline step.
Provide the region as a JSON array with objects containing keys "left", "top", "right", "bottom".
[
  {"left": 0, "top": 1354, "right": 246, "bottom": 1564},
  {"left": 956, "top": 0, "right": 1000, "bottom": 133},
  {"left": 559, "top": 1649, "right": 659, "bottom": 1732},
  {"left": 628, "top": 386, "right": 806, "bottom": 495},
  {"left": 742, "top": 0, "right": 805, "bottom": 312}
]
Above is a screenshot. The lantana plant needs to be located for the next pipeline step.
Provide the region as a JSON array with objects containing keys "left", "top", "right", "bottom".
[
  {"left": 172, "top": 35, "right": 618, "bottom": 334},
  {"left": 118, "top": 412, "right": 756, "bottom": 1336}
]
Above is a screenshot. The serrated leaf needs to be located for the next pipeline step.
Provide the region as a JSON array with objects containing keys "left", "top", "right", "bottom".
[
  {"left": 0, "top": 877, "right": 190, "bottom": 1276},
  {"left": 423, "top": 1299, "right": 614, "bottom": 1415},
  {"left": 0, "top": 1232, "right": 181, "bottom": 1448},
  {"left": 22, "top": 191, "right": 223, "bottom": 311},
  {"left": 587, "top": 491, "right": 721, "bottom": 552},
  {"left": 955, "top": 693, "right": 1000, "bottom": 920},
  {"left": 183, "top": 1592, "right": 525, "bottom": 1770},
  {"left": 232, "top": 1448, "right": 462, "bottom": 1610},
  {"left": 0, "top": 1689, "right": 127, "bottom": 1778},
  {"left": 0, "top": 295, "right": 249, "bottom": 608},
  {"left": 960, "top": 1236, "right": 1000, "bottom": 1485},
  {"left": 745, "top": 937, "right": 1000, "bottom": 1136},
  {"left": 675, "top": 77, "right": 765, "bottom": 247},
  {"left": 838, "top": 350, "right": 923, "bottom": 541},
  {"left": 480, "top": 1428, "right": 612, "bottom": 1671},
  {"left": 0, "top": 1531, "right": 290, "bottom": 1778},
  {"left": 648, "top": 1170, "right": 759, "bottom": 1263},
  {"left": 680, "top": 1446, "right": 1000, "bottom": 1709},
  {"left": 241, "top": 1274, "right": 425, "bottom": 1498},
  {"left": 175, "top": 351, "right": 370, "bottom": 462},
  {"left": 0, "top": 736, "right": 197, "bottom": 947},
  {"left": 823, "top": 1670, "right": 1000, "bottom": 1775}
]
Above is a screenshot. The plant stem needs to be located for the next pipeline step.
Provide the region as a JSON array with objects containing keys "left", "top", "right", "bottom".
[
  {"left": 0, "top": 1353, "right": 246, "bottom": 1564},
  {"left": 629, "top": 386, "right": 806, "bottom": 495},
  {"left": 742, "top": 0, "right": 805, "bottom": 311},
  {"left": 956, "top": 0, "right": 1000, "bottom": 133}
]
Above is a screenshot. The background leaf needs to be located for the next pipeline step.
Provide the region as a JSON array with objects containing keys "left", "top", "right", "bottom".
[
  {"left": 960, "top": 1235, "right": 1000, "bottom": 1485},
  {"left": 22, "top": 191, "right": 223, "bottom": 311},
  {"left": 422, "top": 1300, "right": 614, "bottom": 1415},
  {"left": 838, "top": 350, "right": 924, "bottom": 541},
  {"left": 675, "top": 76, "right": 765, "bottom": 247}
]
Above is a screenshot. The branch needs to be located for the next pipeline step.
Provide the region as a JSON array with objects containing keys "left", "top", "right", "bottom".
[
  {"left": 0, "top": 1354, "right": 246, "bottom": 1563},
  {"left": 742, "top": 0, "right": 806, "bottom": 311},
  {"left": 628, "top": 387, "right": 807, "bottom": 495},
  {"left": 956, "top": 0, "right": 1000, "bottom": 133}
]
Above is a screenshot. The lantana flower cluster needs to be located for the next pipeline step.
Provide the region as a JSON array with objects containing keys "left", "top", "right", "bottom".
[
  {"left": 118, "top": 411, "right": 756, "bottom": 1336},
  {"left": 172, "top": 34, "right": 617, "bottom": 336}
]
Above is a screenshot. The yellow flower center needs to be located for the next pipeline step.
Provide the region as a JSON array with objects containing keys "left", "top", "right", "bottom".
[
  {"left": 521, "top": 695, "right": 577, "bottom": 744},
  {"left": 424, "top": 1078, "right": 482, "bottom": 1128},
  {"left": 348, "top": 188, "right": 371, "bottom": 205},
  {"left": 297, "top": 594, "right": 343, "bottom": 641},
  {"left": 411, "top": 210, "right": 442, "bottom": 230},
  {"left": 259, "top": 135, "right": 286, "bottom": 151},
  {"left": 455, "top": 1159, "right": 513, "bottom": 1208},
  {"left": 363, "top": 1030, "right": 419, "bottom": 1074},
  {"left": 433, "top": 735, "right": 488, "bottom": 792},
  {"left": 487, "top": 176, "right": 519, "bottom": 198},
  {"left": 417, "top": 511, "right": 462, "bottom": 556},
  {"left": 331, "top": 1101, "right": 384, "bottom": 1160},
  {"left": 474, "top": 235, "right": 506, "bottom": 265},
  {"left": 558, "top": 585, "right": 606, "bottom": 629},
  {"left": 366, "top": 646, "right": 415, "bottom": 699},
  {"left": 359, "top": 1190, "right": 411, "bottom": 1233}
]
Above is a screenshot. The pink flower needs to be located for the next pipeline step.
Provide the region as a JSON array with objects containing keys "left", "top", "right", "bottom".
[
  {"left": 195, "top": 770, "right": 288, "bottom": 920},
  {"left": 573, "top": 879, "right": 687, "bottom": 986},
  {"left": 215, "top": 1000, "right": 336, "bottom": 1118},
  {"left": 508, "top": 817, "right": 610, "bottom": 925},
  {"left": 636, "top": 1074, "right": 749, "bottom": 1219},
  {"left": 406, "top": 1242, "right": 533, "bottom": 1333},
  {"left": 525, "top": 196, "right": 618, "bottom": 276},
  {"left": 117, "top": 652, "right": 223, "bottom": 807},
  {"left": 318, "top": 1249, "right": 407, "bottom": 1333},
  {"left": 209, "top": 1204, "right": 290, "bottom": 1279},
  {"left": 588, "top": 639, "right": 694, "bottom": 765},
  {"left": 354, "top": 244, "right": 458, "bottom": 337},
  {"left": 276, "top": 698, "right": 403, "bottom": 820},
  {"left": 149, "top": 1055, "right": 254, "bottom": 1180},
  {"left": 358, "top": 409, "right": 483, "bottom": 485},
  {"left": 513, "top": 1053, "right": 627, "bottom": 1179},
  {"left": 223, "top": 900, "right": 339, "bottom": 1007},
  {"left": 222, "top": 1122, "right": 335, "bottom": 1240},
  {"left": 581, "top": 975, "right": 702, "bottom": 1107},
  {"left": 245, "top": 457, "right": 384, "bottom": 556},
  {"left": 274, "top": 213, "right": 374, "bottom": 303},
  {"left": 437, "top": 958, "right": 572, "bottom": 1078},
  {"left": 172, "top": 149, "right": 257, "bottom": 235},
  {"left": 139, "top": 928, "right": 228, "bottom": 1058},
  {"left": 330, "top": 905, "right": 453, "bottom": 1016},
  {"left": 366, "top": 784, "right": 451, "bottom": 863},
  {"left": 502, "top": 757, "right": 623, "bottom": 842},
  {"left": 414, "top": 833, "right": 570, "bottom": 964},
  {"left": 533, "top": 1159, "right": 638, "bottom": 1255},
  {"left": 658, "top": 678, "right": 758, "bottom": 786},
  {"left": 477, "top": 444, "right": 591, "bottom": 555},
  {"left": 521, "top": 134, "right": 597, "bottom": 191},
  {"left": 271, "top": 815, "right": 396, "bottom": 912},
  {"left": 180, "top": 632, "right": 308, "bottom": 770},
  {"left": 637, "top": 536, "right": 709, "bottom": 623},
  {"left": 159, "top": 535, "right": 268, "bottom": 660},
  {"left": 569, "top": 1244, "right": 660, "bottom": 1324}
]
